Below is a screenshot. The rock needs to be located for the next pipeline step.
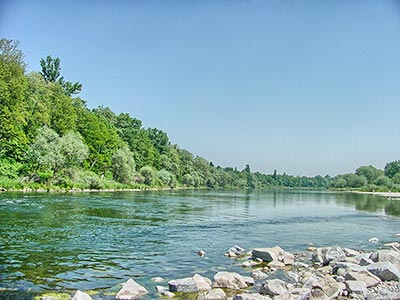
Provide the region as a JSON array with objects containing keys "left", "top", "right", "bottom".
[
  {"left": 369, "top": 237, "right": 379, "bottom": 243},
  {"left": 213, "top": 272, "right": 248, "bottom": 290},
  {"left": 344, "top": 270, "right": 381, "bottom": 287},
  {"left": 169, "top": 277, "right": 198, "bottom": 293},
  {"left": 308, "top": 275, "right": 340, "bottom": 299},
  {"left": 252, "top": 246, "right": 294, "bottom": 265},
  {"left": 227, "top": 245, "right": 246, "bottom": 256},
  {"left": 71, "top": 291, "right": 92, "bottom": 300},
  {"left": 274, "top": 293, "right": 295, "bottom": 300},
  {"left": 370, "top": 249, "right": 400, "bottom": 268},
  {"left": 151, "top": 277, "right": 165, "bottom": 282},
  {"left": 198, "top": 250, "right": 206, "bottom": 257},
  {"left": 197, "top": 288, "right": 226, "bottom": 300},
  {"left": 333, "top": 275, "right": 345, "bottom": 283},
  {"left": 226, "top": 251, "right": 237, "bottom": 258},
  {"left": 37, "top": 293, "right": 71, "bottom": 300},
  {"left": 116, "top": 279, "right": 148, "bottom": 300},
  {"left": 155, "top": 286, "right": 168, "bottom": 293},
  {"left": 242, "top": 276, "right": 255, "bottom": 286},
  {"left": 260, "top": 279, "right": 288, "bottom": 296},
  {"left": 194, "top": 274, "right": 212, "bottom": 291},
  {"left": 242, "top": 261, "right": 259, "bottom": 268},
  {"left": 345, "top": 280, "right": 367, "bottom": 297},
  {"left": 287, "top": 271, "right": 299, "bottom": 283},
  {"left": 312, "top": 247, "right": 346, "bottom": 265},
  {"left": 251, "top": 270, "right": 268, "bottom": 280},
  {"left": 163, "top": 291, "right": 175, "bottom": 298},
  {"left": 267, "top": 260, "right": 285, "bottom": 268},
  {"left": 330, "top": 261, "right": 364, "bottom": 273},
  {"left": 367, "top": 262, "right": 400, "bottom": 281},
  {"left": 301, "top": 288, "right": 330, "bottom": 300},
  {"left": 233, "top": 293, "right": 272, "bottom": 300},
  {"left": 342, "top": 248, "right": 360, "bottom": 257},
  {"left": 359, "top": 257, "right": 374, "bottom": 266}
]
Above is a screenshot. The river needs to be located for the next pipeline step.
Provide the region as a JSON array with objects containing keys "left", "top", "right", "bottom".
[{"left": 0, "top": 189, "right": 399, "bottom": 299}]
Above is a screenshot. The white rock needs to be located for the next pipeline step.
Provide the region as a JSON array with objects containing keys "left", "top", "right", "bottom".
[
  {"left": 194, "top": 274, "right": 212, "bottom": 291},
  {"left": 260, "top": 279, "right": 288, "bottom": 296},
  {"left": 251, "top": 270, "right": 268, "bottom": 280},
  {"left": 198, "top": 288, "right": 226, "bottom": 300},
  {"left": 116, "top": 279, "right": 148, "bottom": 300},
  {"left": 151, "top": 277, "right": 165, "bottom": 282},
  {"left": 233, "top": 293, "right": 272, "bottom": 300},
  {"left": 168, "top": 277, "right": 198, "bottom": 293},
  {"left": 71, "top": 291, "right": 93, "bottom": 300},
  {"left": 213, "top": 272, "right": 248, "bottom": 290},
  {"left": 345, "top": 280, "right": 368, "bottom": 297},
  {"left": 369, "top": 237, "right": 379, "bottom": 243}
]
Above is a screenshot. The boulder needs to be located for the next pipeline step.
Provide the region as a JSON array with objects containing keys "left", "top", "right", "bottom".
[
  {"left": 342, "top": 248, "right": 360, "bottom": 257},
  {"left": 358, "top": 257, "right": 374, "bottom": 266},
  {"left": 367, "top": 262, "right": 400, "bottom": 281},
  {"left": 252, "top": 246, "right": 294, "bottom": 265},
  {"left": 233, "top": 293, "right": 272, "bottom": 300},
  {"left": 71, "top": 291, "right": 92, "bottom": 300},
  {"left": 169, "top": 277, "right": 198, "bottom": 293},
  {"left": 312, "top": 247, "right": 346, "bottom": 265},
  {"left": 312, "top": 275, "right": 341, "bottom": 298},
  {"left": 260, "top": 279, "right": 288, "bottom": 296},
  {"left": 242, "top": 276, "right": 255, "bottom": 286},
  {"left": 116, "top": 279, "right": 148, "bottom": 300},
  {"left": 213, "top": 272, "right": 248, "bottom": 290},
  {"left": 274, "top": 293, "right": 295, "bottom": 300},
  {"left": 193, "top": 274, "right": 212, "bottom": 291},
  {"left": 301, "top": 288, "right": 330, "bottom": 300},
  {"left": 370, "top": 249, "right": 400, "bottom": 268},
  {"left": 344, "top": 280, "right": 367, "bottom": 297},
  {"left": 344, "top": 270, "right": 381, "bottom": 287},
  {"left": 156, "top": 286, "right": 175, "bottom": 298},
  {"left": 197, "top": 288, "right": 226, "bottom": 300}
]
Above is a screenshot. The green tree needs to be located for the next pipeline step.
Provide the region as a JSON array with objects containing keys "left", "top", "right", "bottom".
[
  {"left": 157, "top": 169, "right": 173, "bottom": 187},
  {"left": 355, "top": 165, "right": 384, "bottom": 184},
  {"left": 384, "top": 161, "right": 400, "bottom": 178},
  {"left": 59, "top": 131, "right": 89, "bottom": 169},
  {"left": 0, "top": 38, "right": 28, "bottom": 160},
  {"left": 112, "top": 146, "right": 136, "bottom": 184},
  {"left": 40, "top": 55, "right": 82, "bottom": 95},
  {"left": 140, "top": 166, "right": 155, "bottom": 185}
]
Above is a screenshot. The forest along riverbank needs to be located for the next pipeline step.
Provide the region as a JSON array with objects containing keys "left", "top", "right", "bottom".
[
  {"left": 32, "top": 241, "right": 400, "bottom": 300},
  {"left": 351, "top": 191, "right": 400, "bottom": 200}
]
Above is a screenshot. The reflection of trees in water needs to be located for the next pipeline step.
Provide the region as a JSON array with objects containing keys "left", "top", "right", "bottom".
[{"left": 334, "top": 193, "right": 400, "bottom": 217}]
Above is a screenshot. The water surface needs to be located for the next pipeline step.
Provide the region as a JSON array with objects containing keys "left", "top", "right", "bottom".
[{"left": 0, "top": 189, "right": 399, "bottom": 299}]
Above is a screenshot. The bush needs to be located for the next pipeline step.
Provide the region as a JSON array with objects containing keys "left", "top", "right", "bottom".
[{"left": 140, "top": 166, "right": 155, "bottom": 186}]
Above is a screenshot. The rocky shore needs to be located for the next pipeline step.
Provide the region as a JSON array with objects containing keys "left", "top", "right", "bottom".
[{"left": 32, "top": 241, "right": 400, "bottom": 300}]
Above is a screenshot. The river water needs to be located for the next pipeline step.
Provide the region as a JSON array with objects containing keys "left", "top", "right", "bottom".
[{"left": 0, "top": 189, "right": 399, "bottom": 299}]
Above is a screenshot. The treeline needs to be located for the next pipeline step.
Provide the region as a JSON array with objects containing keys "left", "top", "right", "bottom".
[{"left": 0, "top": 38, "right": 398, "bottom": 192}]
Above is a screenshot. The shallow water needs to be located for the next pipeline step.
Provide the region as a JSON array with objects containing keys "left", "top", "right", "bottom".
[{"left": 0, "top": 189, "right": 399, "bottom": 299}]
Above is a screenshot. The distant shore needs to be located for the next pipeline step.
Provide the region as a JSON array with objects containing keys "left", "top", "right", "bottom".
[{"left": 351, "top": 190, "right": 400, "bottom": 199}]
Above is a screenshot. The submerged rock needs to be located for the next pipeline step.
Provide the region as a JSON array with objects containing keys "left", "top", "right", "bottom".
[{"left": 116, "top": 279, "right": 148, "bottom": 300}]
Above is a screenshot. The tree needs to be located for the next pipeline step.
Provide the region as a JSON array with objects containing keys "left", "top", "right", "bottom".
[
  {"left": 140, "top": 166, "right": 155, "bottom": 185},
  {"left": 59, "top": 131, "right": 89, "bottom": 169},
  {"left": 112, "top": 146, "right": 135, "bottom": 184},
  {"left": 27, "top": 126, "right": 63, "bottom": 175},
  {"left": 158, "top": 169, "right": 173, "bottom": 187},
  {"left": 355, "top": 165, "right": 384, "bottom": 184},
  {"left": 40, "top": 55, "right": 82, "bottom": 95},
  {"left": 384, "top": 161, "right": 400, "bottom": 178},
  {"left": 0, "top": 38, "right": 28, "bottom": 160}
]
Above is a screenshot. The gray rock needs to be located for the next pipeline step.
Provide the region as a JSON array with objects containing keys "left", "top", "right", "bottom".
[
  {"left": 227, "top": 245, "right": 246, "bottom": 256},
  {"left": 359, "top": 257, "right": 374, "bottom": 266},
  {"left": 197, "top": 288, "right": 226, "bottom": 300},
  {"left": 155, "top": 286, "right": 168, "bottom": 293},
  {"left": 260, "top": 279, "right": 288, "bottom": 296},
  {"left": 287, "top": 271, "right": 299, "bottom": 283},
  {"left": 367, "top": 262, "right": 400, "bottom": 281},
  {"left": 251, "top": 270, "right": 268, "bottom": 280},
  {"left": 317, "top": 275, "right": 341, "bottom": 299},
  {"left": 151, "top": 277, "right": 165, "bottom": 282},
  {"left": 233, "top": 293, "right": 272, "bottom": 300},
  {"left": 213, "top": 272, "right": 248, "bottom": 290},
  {"left": 252, "top": 246, "right": 294, "bottom": 265},
  {"left": 345, "top": 280, "right": 367, "bottom": 297},
  {"left": 344, "top": 270, "right": 381, "bottom": 287},
  {"left": 116, "top": 279, "right": 148, "bottom": 300},
  {"left": 169, "top": 277, "right": 198, "bottom": 293},
  {"left": 242, "top": 276, "right": 255, "bottom": 286},
  {"left": 370, "top": 250, "right": 400, "bottom": 268},
  {"left": 71, "top": 291, "right": 93, "bottom": 300},
  {"left": 274, "top": 293, "right": 295, "bottom": 300},
  {"left": 301, "top": 287, "right": 330, "bottom": 300},
  {"left": 342, "top": 248, "right": 360, "bottom": 257}
]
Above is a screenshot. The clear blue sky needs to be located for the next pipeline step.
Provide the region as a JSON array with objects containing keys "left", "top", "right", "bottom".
[{"left": 2, "top": 0, "right": 400, "bottom": 176}]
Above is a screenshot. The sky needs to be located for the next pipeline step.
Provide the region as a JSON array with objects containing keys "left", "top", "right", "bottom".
[{"left": 2, "top": 0, "right": 400, "bottom": 176}]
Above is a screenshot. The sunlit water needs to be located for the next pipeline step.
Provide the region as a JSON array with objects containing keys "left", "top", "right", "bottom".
[{"left": 0, "top": 189, "right": 399, "bottom": 299}]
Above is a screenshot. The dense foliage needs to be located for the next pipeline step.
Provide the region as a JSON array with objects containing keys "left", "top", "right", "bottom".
[{"left": 0, "top": 38, "right": 399, "bottom": 192}]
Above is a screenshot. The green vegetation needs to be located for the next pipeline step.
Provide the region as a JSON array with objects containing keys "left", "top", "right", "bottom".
[{"left": 0, "top": 38, "right": 399, "bottom": 192}]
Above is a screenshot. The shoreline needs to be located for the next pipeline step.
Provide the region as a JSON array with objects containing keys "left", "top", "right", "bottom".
[{"left": 350, "top": 190, "right": 400, "bottom": 199}]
